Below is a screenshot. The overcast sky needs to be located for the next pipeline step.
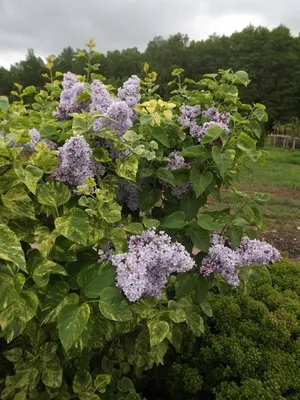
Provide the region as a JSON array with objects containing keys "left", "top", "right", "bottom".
[{"left": 0, "top": 0, "right": 298, "bottom": 68}]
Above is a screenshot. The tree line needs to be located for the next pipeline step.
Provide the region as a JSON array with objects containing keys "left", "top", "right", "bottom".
[{"left": 1, "top": 24, "right": 300, "bottom": 128}]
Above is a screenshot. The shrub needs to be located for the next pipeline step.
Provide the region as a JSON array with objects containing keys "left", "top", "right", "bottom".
[
  {"left": 147, "top": 260, "right": 300, "bottom": 400},
  {"left": 0, "top": 41, "right": 276, "bottom": 399}
]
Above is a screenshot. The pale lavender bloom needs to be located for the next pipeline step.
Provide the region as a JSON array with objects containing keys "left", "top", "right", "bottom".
[
  {"left": 117, "top": 75, "right": 141, "bottom": 107},
  {"left": 93, "top": 100, "right": 133, "bottom": 136},
  {"left": 52, "top": 135, "right": 94, "bottom": 189},
  {"left": 204, "top": 107, "right": 231, "bottom": 126},
  {"left": 90, "top": 80, "right": 112, "bottom": 113},
  {"left": 116, "top": 179, "right": 139, "bottom": 211},
  {"left": 195, "top": 121, "right": 230, "bottom": 140},
  {"left": 53, "top": 72, "right": 85, "bottom": 119},
  {"left": 23, "top": 128, "right": 40, "bottom": 153},
  {"left": 179, "top": 105, "right": 201, "bottom": 127},
  {"left": 93, "top": 162, "right": 106, "bottom": 178},
  {"left": 201, "top": 243, "right": 241, "bottom": 287},
  {"left": 164, "top": 151, "right": 191, "bottom": 199},
  {"left": 111, "top": 229, "right": 195, "bottom": 302},
  {"left": 238, "top": 236, "right": 281, "bottom": 266},
  {"left": 98, "top": 242, "right": 114, "bottom": 262},
  {"left": 200, "top": 233, "right": 281, "bottom": 287}
]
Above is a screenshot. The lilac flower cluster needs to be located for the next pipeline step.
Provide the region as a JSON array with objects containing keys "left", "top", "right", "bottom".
[
  {"left": 179, "top": 105, "right": 231, "bottom": 142},
  {"left": 52, "top": 135, "right": 94, "bottom": 189},
  {"left": 117, "top": 75, "right": 140, "bottom": 107},
  {"left": 53, "top": 72, "right": 85, "bottom": 119},
  {"left": 111, "top": 229, "right": 195, "bottom": 302},
  {"left": 116, "top": 179, "right": 140, "bottom": 211},
  {"left": 200, "top": 233, "right": 281, "bottom": 287},
  {"left": 91, "top": 76, "right": 140, "bottom": 136},
  {"left": 165, "top": 151, "right": 191, "bottom": 199},
  {"left": 22, "top": 128, "right": 40, "bottom": 154}
]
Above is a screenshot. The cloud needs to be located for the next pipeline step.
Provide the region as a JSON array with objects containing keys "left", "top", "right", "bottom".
[{"left": 0, "top": 0, "right": 298, "bottom": 68}]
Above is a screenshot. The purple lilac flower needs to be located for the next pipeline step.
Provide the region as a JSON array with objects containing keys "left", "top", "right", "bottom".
[
  {"left": 116, "top": 179, "right": 139, "bottom": 211},
  {"left": 179, "top": 105, "right": 201, "bottom": 127},
  {"left": 22, "top": 128, "right": 40, "bottom": 153},
  {"left": 52, "top": 135, "right": 94, "bottom": 189},
  {"left": 53, "top": 72, "right": 85, "bottom": 119},
  {"left": 98, "top": 242, "right": 114, "bottom": 262},
  {"left": 196, "top": 121, "right": 230, "bottom": 140},
  {"left": 200, "top": 233, "right": 281, "bottom": 287},
  {"left": 111, "top": 229, "right": 195, "bottom": 302},
  {"left": 238, "top": 236, "right": 281, "bottom": 266},
  {"left": 117, "top": 75, "right": 141, "bottom": 107},
  {"left": 164, "top": 151, "right": 191, "bottom": 199},
  {"left": 93, "top": 100, "right": 133, "bottom": 136},
  {"left": 204, "top": 107, "right": 230, "bottom": 125},
  {"left": 93, "top": 162, "right": 106, "bottom": 178},
  {"left": 90, "top": 80, "right": 112, "bottom": 114}
]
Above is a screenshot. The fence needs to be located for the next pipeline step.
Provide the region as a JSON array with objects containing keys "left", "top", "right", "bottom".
[{"left": 268, "top": 134, "right": 300, "bottom": 149}]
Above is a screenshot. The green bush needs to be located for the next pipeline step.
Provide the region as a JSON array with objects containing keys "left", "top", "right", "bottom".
[
  {"left": 145, "top": 260, "right": 300, "bottom": 399},
  {"left": 0, "top": 41, "right": 273, "bottom": 399}
]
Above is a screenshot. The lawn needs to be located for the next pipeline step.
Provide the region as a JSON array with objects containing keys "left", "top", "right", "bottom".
[{"left": 208, "top": 146, "right": 300, "bottom": 258}]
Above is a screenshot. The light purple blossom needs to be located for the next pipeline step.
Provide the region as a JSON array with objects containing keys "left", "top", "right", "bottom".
[
  {"left": 111, "top": 229, "right": 195, "bottom": 302},
  {"left": 23, "top": 128, "right": 40, "bottom": 153},
  {"left": 90, "top": 80, "right": 112, "bottom": 114},
  {"left": 116, "top": 179, "right": 140, "bottom": 211},
  {"left": 117, "top": 75, "right": 141, "bottom": 107},
  {"left": 53, "top": 72, "right": 85, "bottom": 119},
  {"left": 52, "top": 135, "right": 94, "bottom": 189},
  {"left": 200, "top": 233, "right": 281, "bottom": 287},
  {"left": 93, "top": 100, "right": 133, "bottom": 136},
  {"left": 164, "top": 151, "right": 191, "bottom": 199},
  {"left": 179, "top": 105, "right": 201, "bottom": 127},
  {"left": 204, "top": 107, "right": 230, "bottom": 125}
]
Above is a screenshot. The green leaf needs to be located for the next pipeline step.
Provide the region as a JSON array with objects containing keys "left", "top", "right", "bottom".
[
  {"left": 166, "top": 324, "right": 182, "bottom": 350},
  {"left": 227, "top": 225, "right": 243, "bottom": 247},
  {"left": 147, "top": 320, "right": 169, "bottom": 347},
  {"left": 118, "top": 377, "right": 135, "bottom": 393},
  {"left": 181, "top": 145, "right": 205, "bottom": 158},
  {"left": 40, "top": 282, "right": 71, "bottom": 324},
  {"left": 186, "top": 221, "right": 210, "bottom": 252},
  {"left": 73, "top": 370, "right": 93, "bottom": 393},
  {"left": 77, "top": 263, "right": 116, "bottom": 298},
  {"left": 143, "top": 218, "right": 160, "bottom": 229},
  {"left": 201, "top": 299, "right": 213, "bottom": 317},
  {"left": 3, "top": 347, "right": 23, "bottom": 363},
  {"left": 253, "top": 104, "right": 267, "bottom": 122},
  {"left": 237, "top": 132, "right": 259, "bottom": 161},
  {"left": 180, "top": 194, "right": 206, "bottom": 221},
  {"left": 0, "top": 290, "right": 38, "bottom": 342},
  {"left": 160, "top": 211, "right": 187, "bottom": 229},
  {"left": 99, "top": 287, "right": 132, "bottom": 322},
  {"left": 55, "top": 208, "right": 91, "bottom": 245},
  {"left": 14, "top": 164, "right": 43, "bottom": 194},
  {"left": 58, "top": 303, "right": 90, "bottom": 352},
  {"left": 212, "top": 147, "right": 235, "bottom": 177},
  {"left": 22, "top": 85, "right": 36, "bottom": 96},
  {"left": 0, "top": 271, "right": 21, "bottom": 312},
  {"left": 2, "top": 187, "right": 36, "bottom": 220},
  {"left": 168, "top": 301, "right": 186, "bottom": 323},
  {"left": 0, "top": 169, "right": 21, "bottom": 194},
  {"left": 0, "top": 96, "right": 9, "bottom": 111},
  {"left": 110, "top": 227, "right": 128, "bottom": 253},
  {"left": 115, "top": 155, "right": 139, "bottom": 181},
  {"left": 190, "top": 168, "right": 213, "bottom": 198},
  {"left": 0, "top": 224, "right": 26, "bottom": 271},
  {"left": 201, "top": 125, "right": 224, "bottom": 144},
  {"left": 42, "top": 359, "right": 63, "bottom": 389},
  {"left": 152, "top": 126, "right": 169, "bottom": 147},
  {"left": 39, "top": 124, "right": 58, "bottom": 140},
  {"left": 194, "top": 275, "right": 213, "bottom": 305},
  {"left": 140, "top": 186, "right": 161, "bottom": 211},
  {"left": 124, "top": 222, "right": 143, "bottom": 235},
  {"left": 198, "top": 213, "right": 220, "bottom": 231},
  {"left": 156, "top": 167, "right": 175, "bottom": 186},
  {"left": 37, "top": 181, "right": 71, "bottom": 208},
  {"left": 94, "top": 374, "right": 112, "bottom": 393},
  {"left": 186, "top": 312, "right": 204, "bottom": 336},
  {"left": 175, "top": 273, "right": 197, "bottom": 298},
  {"left": 31, "top": 256, "right": 68, "bottom": 287},
  {"left": 254, "top": 192, "right": 270, "bottom": 203},
  {"left": 234, "top": 70, "right": 250, "bottom": 86}
]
